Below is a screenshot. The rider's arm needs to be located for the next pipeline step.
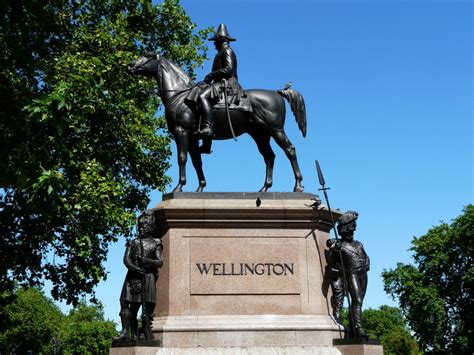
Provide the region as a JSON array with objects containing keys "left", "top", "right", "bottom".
[{"left": 208, "top": 47, "right": 235, "bottom": 81}]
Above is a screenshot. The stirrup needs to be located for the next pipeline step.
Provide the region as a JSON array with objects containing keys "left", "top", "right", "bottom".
[{"left": 195, "top": 126, "right": 213, "bottom": 138}]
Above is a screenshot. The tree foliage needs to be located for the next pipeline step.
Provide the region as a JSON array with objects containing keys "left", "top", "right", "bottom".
[
  {"left": 0, "top": 288, "right": 64, "bottom": 354},
  {"left": 383, "top": 205, "right": 473, "bottom": 353},
  {"left": 0, "top": 0, "right": 210, "bottom": 304},
  {"left": 341, "top": 305, "right": 420, "bottom": 354},
  {"left": 59, "top": 302, "right": 116, "bottom": 354},
  {"left": 0, "top": 288, "right": 117, "bottom": 354}
]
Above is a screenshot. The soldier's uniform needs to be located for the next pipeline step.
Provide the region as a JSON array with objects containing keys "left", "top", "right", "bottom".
[
  {"left": 328, "top": 211, "right": 370, "bottom": 339},
  {"left": 120, "top": 238, "right": 163, "bottom": 304},
  {"left": 327, "top": 242, "right": 344, "bottom": 322},
  {"left": 336, "top": 239, "right": 370, "bottom": 333},
  {"left": 115, "top": 211, "right": 163, "bottom": 342}
]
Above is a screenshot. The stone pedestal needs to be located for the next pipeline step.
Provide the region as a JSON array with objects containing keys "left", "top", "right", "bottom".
[
  {"left": 149, "top": 192, "right": 344, "bottom": 348},
  {"left": 333, "top": 339, "right": 384, "bottom": 355}
]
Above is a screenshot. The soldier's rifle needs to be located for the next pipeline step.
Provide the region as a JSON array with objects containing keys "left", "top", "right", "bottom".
[{"left": 315, "top": 160, "right": 356, "bottom": 337}]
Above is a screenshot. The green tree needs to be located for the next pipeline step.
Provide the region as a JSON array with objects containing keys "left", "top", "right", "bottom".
[
  {"left": 0, "top": 0, "right": 210, "bottom": 304},
  {"left": 383, "top": 205, "right": 473, "bottom": 353},
  {"left": 341, "top": 306, "right": 420, "bottom": 354},
  {"left": 0, "top": 288, "right": 118, "bottom": 354},
  {"left": 0, "top": 288, "right": 64, "bottom": 354},
  {"left": 59, "top": 302, "right": 117, "bottom": 355}
]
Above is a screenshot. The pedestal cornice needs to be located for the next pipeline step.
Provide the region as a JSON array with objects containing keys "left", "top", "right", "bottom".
[{"left": 152, "top": 192, "right": 340, "bottom": 232}]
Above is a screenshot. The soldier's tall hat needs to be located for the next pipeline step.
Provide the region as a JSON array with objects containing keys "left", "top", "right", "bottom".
[
  {"left": 208, "top": 24, "right": 236, "bottom": 42},
  {"left": 337, "top": 211, "right": 359, "bottom": 226}
]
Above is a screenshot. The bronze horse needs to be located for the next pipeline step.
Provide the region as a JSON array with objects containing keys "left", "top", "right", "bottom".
[{"left": 127, "top": 52, "right": 307, "bottom": 193}]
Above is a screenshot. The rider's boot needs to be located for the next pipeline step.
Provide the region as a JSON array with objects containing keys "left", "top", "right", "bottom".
[
  {"left": 199, "top": 139, "right": 212, "bottom": 154},
  {"left": 196, "top": 97, "right": 214, "bottom": 138}
]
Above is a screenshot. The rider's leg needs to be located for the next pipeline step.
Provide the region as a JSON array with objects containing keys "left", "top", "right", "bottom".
[{"left": 197, "top": 87, "right": 214, "bottom": 137}]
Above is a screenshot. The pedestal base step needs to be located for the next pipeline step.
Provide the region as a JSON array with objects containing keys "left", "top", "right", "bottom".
[
  {"left": 333, "top": 338, "right": 384, "bottom": 355},
  {"left": 152, "top": 315, "right": 344, "bottom": 348},
  {"left": 110, "top": 346, "right": 342, "bottom": 355}
]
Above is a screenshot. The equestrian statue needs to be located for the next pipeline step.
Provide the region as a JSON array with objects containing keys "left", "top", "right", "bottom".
[{"left": 127, "top": 24, "right": 308, "bottom": 193}]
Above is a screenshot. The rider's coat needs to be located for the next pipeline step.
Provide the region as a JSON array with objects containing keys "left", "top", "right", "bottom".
[{"left": 207, "top": 43, "right": 244, "bottom": 104}]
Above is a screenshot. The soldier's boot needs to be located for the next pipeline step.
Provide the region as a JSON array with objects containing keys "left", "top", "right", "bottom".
[
  {"left": 139, "top": 303, "right": 156, "bottom": 340},
  {"left": 196, "top": 97, "right": 214, "bottom": 138},
  {"left": 114, "top": 310, "right": 131, "bottom": 341},
  {"left": 333, "top": 308, "right": 343, "bottom": 324},
  {"left": 351, "top": 306, "right": 368, "bottom": 339},
  {"left": 130, "top": 316, "right": 139, "bottom": 340},
  {"left": 355, "top": 327, "right": 368, "bottom": 339}
]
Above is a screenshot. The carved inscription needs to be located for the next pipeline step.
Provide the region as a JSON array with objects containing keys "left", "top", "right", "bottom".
[
  {"left": 190, "top": 239, "right": 301, "bottom": 295},
  {"left": 196, "top": 263, "right": 294, "bottom": 276}
]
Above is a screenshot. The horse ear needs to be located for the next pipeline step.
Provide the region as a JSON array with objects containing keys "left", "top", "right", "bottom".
[{"left": 144, "top": 50, "right": 157, "bottom": 58}]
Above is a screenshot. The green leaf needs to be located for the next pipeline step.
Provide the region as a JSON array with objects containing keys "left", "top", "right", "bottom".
[
  {"left": 1, "top": 0, "right": 206, "bottom": 305},
  {"left": 382, "top": 205, "right": 473, "bottom": 353}
]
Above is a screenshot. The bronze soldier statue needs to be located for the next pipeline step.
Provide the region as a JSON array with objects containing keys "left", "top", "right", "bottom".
[
  {"left": 189, "top": 23, "right": 244, "bottom": 138},
  {"left": 114, "top": 210, "right": 163, "bottom": 341},
  {"left": 327, "top": 211, "right": 370, "bottom": 338}
]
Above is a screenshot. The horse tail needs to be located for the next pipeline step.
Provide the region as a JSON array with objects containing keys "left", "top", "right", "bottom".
[{"left": 278, "top": 88, "right": 307, "bottom": 137}]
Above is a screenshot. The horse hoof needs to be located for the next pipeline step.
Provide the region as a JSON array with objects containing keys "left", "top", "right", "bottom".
[
  {"left": 195, "top": 181, "right": 206, "bottom": 192},
  {"left": 294, "top": 185, "right": 304, "bottom": 193},
  {"left": 172, "top": 185, "right": 183, "bottom": 193}
]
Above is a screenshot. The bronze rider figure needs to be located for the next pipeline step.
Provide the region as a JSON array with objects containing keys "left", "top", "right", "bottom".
[{"left": 191, "top": 24, "right": 244, "bottom": 138}]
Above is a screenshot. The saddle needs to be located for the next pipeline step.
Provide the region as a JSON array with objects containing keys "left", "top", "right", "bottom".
[
  {"left": 212, "top": 94, "right": 252, "bottom": 112},
  {"left": 185, "top": 81, "right": 253, "bottom": 113}
]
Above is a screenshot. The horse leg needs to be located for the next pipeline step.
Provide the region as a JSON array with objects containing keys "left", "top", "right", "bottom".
[
  {"left": 271, "top": 129, "right": 304, "bottom": 192},
  {"left": 249, "top": 131, "right": 275, "bottom": 192},
  {"left": 172, "top": 127, "right": 189, "bottom": 192},
  {"left": 189, "top": 138, "right": 207, "bottom": 192}
]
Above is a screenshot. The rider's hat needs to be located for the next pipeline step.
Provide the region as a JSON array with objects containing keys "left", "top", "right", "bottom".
[{"left": 208, "top": 24, "right": 236, "bottom": 42}]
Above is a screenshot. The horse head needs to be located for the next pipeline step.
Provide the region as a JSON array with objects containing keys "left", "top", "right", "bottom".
[
  {"left": 127, "top": 52, "right": 194, "bottom": 94},
  {"left": 127, "top": 51, "right": 160, "bottom": 77}
]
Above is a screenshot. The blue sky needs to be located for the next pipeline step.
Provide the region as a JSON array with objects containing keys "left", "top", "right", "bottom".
[{"left": 92, "top": 0, "right": 472, "bottom": 324}]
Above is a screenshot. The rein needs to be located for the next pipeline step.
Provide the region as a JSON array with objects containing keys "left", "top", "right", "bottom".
[
  {"left": 155, "top": 67, "right": 193, "bottom": 99},
  {"left": 135, "top": 55, "right": 193, "bottom": 98},
  {"left": 157, "top": 87, "right": 192, "bottom": 93}
]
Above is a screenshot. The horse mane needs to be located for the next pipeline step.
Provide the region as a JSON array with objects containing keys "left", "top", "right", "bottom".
[{"left": 159, "top": 57, "right": 194, "bottom": 89}]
